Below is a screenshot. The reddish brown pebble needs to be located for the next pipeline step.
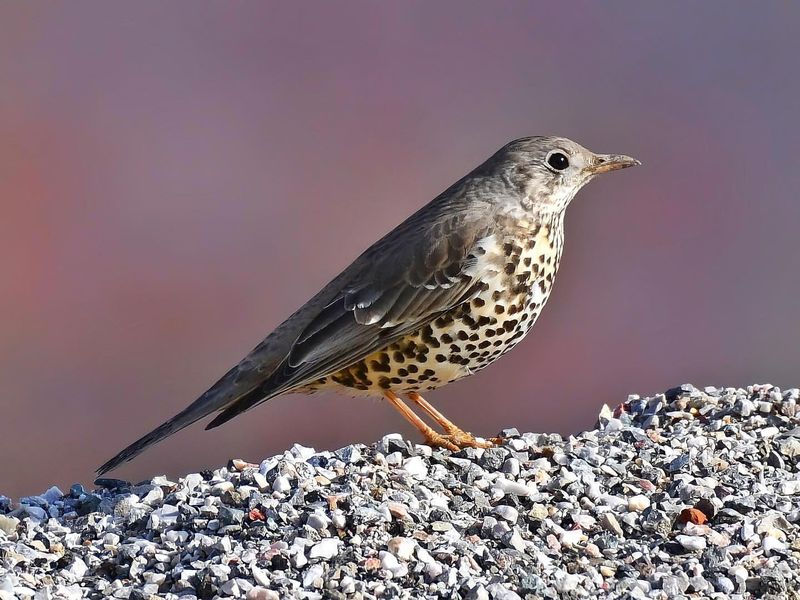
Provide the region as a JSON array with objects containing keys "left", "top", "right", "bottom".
[{"left": 678, "top": 507, "right": 708, "bottom": 525}]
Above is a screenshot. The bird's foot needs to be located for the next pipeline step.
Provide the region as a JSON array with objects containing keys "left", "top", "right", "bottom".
[
  {"left": 424, "top": 427, "right": 493, "bottom": 450},
  {"left": 421, "top": 431, "right": 460, "bottom": 452}
]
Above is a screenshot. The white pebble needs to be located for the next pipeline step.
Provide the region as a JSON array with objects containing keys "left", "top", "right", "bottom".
[
  {"left": 506, "top": 530, "right": 526, "bottom": 552},
  {"left": 65, "top": 557, "right": 88, "bottom": 581},
  {"left": 599, "top": 512, "right": 624, "bottom": 536},
  {"left": 627, "top": 495, "right": 651, "bottom": 512},
  {"left": 559, "top": 529, "right": 585, "bottom": 548},
  {"left": 306, "top": 512, "right": 331, "bottom": 531},
  {"left": 308, "top": 537, "right": 340, "bottom": 560},
  {"left": 676, "top": 534, "right": 706, "bottom": 551},
  {"left": 495, "top": 478, "right": 533, "bottom": 497},
  {"left": 247, "top": 588, "right": 279, "bottom": 600},
  {"left": 219, "top": 580, "right": 240, "bottom": 596},
  {"left": 492, "top": 505, "right": 519, "bottom": 523},
  {"left": 402, "top": 456, "right": 428, "bottom": 478},
  {"left": 387, "top": 536, "right": 415, "bottom": 561},
  {"left": 762, "top": 535, "right": 787, "bottom": 556},
  {"left": 251, "top": 565, "right": 270, "bottom": 587},
  {"left": 272, "top": 476, "right": 291, "bottom": 494}
]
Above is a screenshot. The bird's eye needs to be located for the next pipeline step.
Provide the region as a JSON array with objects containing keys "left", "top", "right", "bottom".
[{"left": 546, "top": 151, "right": 570, "bottom": 172}]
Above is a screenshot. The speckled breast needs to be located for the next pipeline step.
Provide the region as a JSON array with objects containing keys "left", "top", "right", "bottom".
[{"left": 308, "top": 219, "right": 564, "bottom": 396}]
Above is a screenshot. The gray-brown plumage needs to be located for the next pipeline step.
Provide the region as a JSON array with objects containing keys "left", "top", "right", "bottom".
[{"left": 97, "top": 136, "right": 639, "bottom": 475}]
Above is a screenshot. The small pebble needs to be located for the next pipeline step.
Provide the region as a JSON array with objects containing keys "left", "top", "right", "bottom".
[{"left": 627, "top": 495, "right": 651, "bottom": 512}]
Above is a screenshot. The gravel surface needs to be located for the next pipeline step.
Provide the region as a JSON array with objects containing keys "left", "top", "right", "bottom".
[{"left": 2, "top": 384, "right": 800, "bottom": 599}]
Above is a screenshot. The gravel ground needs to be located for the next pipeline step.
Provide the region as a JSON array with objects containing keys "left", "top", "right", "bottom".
[{"left": 2, "top": 384, "right": 800, "bottom": 600}]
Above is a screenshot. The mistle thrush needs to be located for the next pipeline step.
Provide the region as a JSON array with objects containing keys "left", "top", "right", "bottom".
[{"left": 98, "top": 136, "right": 639, "bottom": 475}]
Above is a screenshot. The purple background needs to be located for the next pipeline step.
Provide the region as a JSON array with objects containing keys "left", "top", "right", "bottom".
[{"left": 2, "top": 3, "right": 799, "bottom": 497}]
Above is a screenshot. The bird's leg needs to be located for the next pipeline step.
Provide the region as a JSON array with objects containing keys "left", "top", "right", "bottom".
[
  {"left": 406, "top": 391, "right": 492, "bottom": 449},
  {"left": 383, "top": 391, "right": 459, "bottom": 451}
]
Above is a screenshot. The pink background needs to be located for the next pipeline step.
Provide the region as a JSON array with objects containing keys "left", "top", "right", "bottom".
[{"left": 2, "top": 3, "right": 799, "bottom": 497}]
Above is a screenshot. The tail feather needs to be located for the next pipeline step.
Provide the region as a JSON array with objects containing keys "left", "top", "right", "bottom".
[
  {"left": 96, "top": 365, "right": 264, "bottom": 476},
  {"left": 204, "top": 384, "right": 271, "bottom": 430},
  {"left": 96, "top": 406, "right": 206, "bottom": 476}
]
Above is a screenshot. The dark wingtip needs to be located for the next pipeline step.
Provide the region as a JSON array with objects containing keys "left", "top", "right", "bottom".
[
  {"left": 204, "top": 412, "right": 227, "bottom": 430},
  {"left": 95, "top": 451, "right": 130, "bottom": 477}
]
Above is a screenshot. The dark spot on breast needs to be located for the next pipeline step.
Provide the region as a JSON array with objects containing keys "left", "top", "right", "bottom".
[
  {"left": 398, "top": 368, "right": 408, "bottom": 377},
  {"left": 435, "top": 354, "right": 447, "bottom": 362},
  {"left": 441, "top": 333, "right": 453, "bottom": 344},
  {"left": 370, "top": 360, "right": 391, "bottom": 373},
  {"left": 393, "top": 351, "right": 405, "bottom": 363},
  {"left": 408, "top": 364, "right": 419, "bottom": 373},
  {"left": 435, "top": 314, "right": 454, "bottom": 328},
  {"left": 378, "top": 376, "right": 392, "bottom": 389},
  {"left": 523, "top": 257, "right": 532, "bottom": 267},
  {"left": 465, "top": 343, "right": 476, "bottom": 351},
  {"left": 473, "top": 297, "right": 485, "bottom": 308},
  {"left": 457, "top": 330, "right": 469, "bottom": 341},
  {"left": 504, "top": 262, "right": 516, "bottom": 275},
  {"left": 504, "top": 319, "right": 519, "bottom": 332},
  {"left": 494, "top": 305, "right": 505, "bottom": 315},
  {"left": 478, "top": 340, "right": 491, "bottom": 349}
]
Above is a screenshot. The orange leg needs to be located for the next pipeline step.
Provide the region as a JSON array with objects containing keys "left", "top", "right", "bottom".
[
  {"left": 406, "top": 391, "right": 494, "bottom": 449},
  {"left": 383, "top": 391, "right": 459, "bottom": 451}
]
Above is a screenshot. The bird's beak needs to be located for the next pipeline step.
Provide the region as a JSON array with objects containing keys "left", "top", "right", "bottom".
[{"left": 588, "top": 153, "right": 641, "bottom": 174}]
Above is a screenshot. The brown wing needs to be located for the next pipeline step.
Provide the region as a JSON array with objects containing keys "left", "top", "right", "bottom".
[
  {"left": 96, "top": 173, "right": 502, "bottom": 475},
  {"left": 205, "top": 213, "right": 499, "bottom": 428}
]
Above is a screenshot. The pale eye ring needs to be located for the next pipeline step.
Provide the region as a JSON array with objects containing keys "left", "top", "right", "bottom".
[{"left": 545, "top": 150, "right": 570, "bottom": 172}]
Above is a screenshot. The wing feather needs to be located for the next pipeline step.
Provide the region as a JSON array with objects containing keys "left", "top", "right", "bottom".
[{"left": 205, "top": 214, "right": 499, "bottom": 428}]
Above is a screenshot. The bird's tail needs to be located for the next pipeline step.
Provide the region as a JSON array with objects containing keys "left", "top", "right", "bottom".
[
  {"left": 96, "top": 401, "right": 210, "bottom": 477},
  {"left": 95, "top": 364, "right": 266, "bottom": 477}
]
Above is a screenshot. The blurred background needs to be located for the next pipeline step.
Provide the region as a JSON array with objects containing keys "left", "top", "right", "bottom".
[{"left": 1, "top": 3, "right": 799, "bottom": 498}]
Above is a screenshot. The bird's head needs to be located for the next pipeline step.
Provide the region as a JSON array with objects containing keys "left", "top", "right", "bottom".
[{"left": 494, "top": 135, "right": 640, "bottom": 214}]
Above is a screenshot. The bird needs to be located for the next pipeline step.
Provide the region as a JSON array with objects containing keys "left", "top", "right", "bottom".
[{"left": 97, "top": 135, "right": 639, "bottom": 476}]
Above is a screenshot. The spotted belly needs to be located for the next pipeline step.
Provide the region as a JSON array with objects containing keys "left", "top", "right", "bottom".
[{"left": 304, "top": 226, "right": 561, "bottom": 397}]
